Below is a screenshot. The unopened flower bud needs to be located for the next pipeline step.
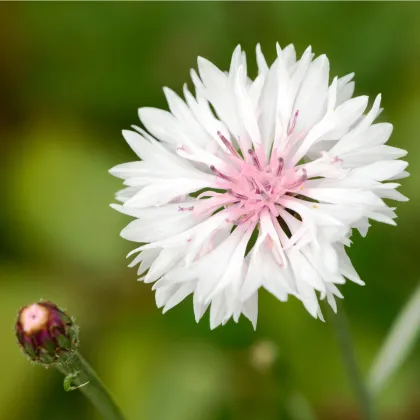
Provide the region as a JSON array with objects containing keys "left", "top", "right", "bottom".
[{"left": 15, "top": 301, "right": 78, "bottom": 365}]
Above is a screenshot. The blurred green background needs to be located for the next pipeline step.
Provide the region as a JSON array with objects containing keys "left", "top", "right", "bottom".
[{"left": 1, "top": 2, "right": 419, "bottom": 420}]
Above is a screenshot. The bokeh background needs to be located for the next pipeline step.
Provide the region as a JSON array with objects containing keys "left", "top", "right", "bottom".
[{"left": 1, "top": 2, "right": 419, "bottom": 420}]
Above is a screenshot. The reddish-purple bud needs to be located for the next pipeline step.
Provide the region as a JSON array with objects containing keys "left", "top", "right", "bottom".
[{"left": 15, "top": 301, "right": 78, "bottom": 365}]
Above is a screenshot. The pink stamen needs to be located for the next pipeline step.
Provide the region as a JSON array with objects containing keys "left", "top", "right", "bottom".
[
  {"left": 260, "top": 190, "right": 270, "bottom": 200},
  {"left": 236, "top": 212, "right": 256, "bottom": 224},
  {"left": 210, "top": 165, "right": 234, "bottom": 182},
  {"left": 248, "top": 149, "right": 262, "bottom": 171},
  {"left": 287, "top": 110, "right": 299, "bottom": 135},
  {"left": 177, "top": 145, "right": 187, "bottom": 153},
  {"left": 217, "top": 131, "right": 241, "bottom": 158},
  {"left": 262, "top": 181, "right": 272, "bottom": 191},
  {"left": 248, "top": 177, "right": 261, "bottom": 194},
  {"left": 287, "top": 168, "right": 307, "bottom": 190},
  {"left": 228, "top": 189, "right": 248, "bottom": 200},
  {"left": 178, "top": 206, "right": 195, "bottom": 212},
  {"left": 321, "top": 151, "right": 343, "bottom": 165},
  {"left": 276, "top": 157, "right": 284, "bottom": 176},
  {"left": 332, "top": 156, "right": 343, "bottom": 164}
]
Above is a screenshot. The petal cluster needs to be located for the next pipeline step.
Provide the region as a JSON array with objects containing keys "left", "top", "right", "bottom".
[{"left": 110, "top": 44, "right": 408, "bottom": 329}]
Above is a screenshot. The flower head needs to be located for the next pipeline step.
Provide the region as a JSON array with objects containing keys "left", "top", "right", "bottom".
[
  {"left": 110, "top": 44, "right": 408, "bottom": 329},
  {"left": 15, "top": 301, "right": 78, "bottom": 365}
]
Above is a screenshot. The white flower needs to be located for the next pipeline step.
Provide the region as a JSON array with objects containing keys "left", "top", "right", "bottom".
[{"left": 110, "top": 44, "right": 408, "bottom": 329}]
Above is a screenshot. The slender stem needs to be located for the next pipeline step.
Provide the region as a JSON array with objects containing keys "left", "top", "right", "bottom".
[
  {"left": 57, "top": 351, "right": 125, "bottom": 420},
  {"left": 327, "top": 302, "right": 375, "bottom": 420}
]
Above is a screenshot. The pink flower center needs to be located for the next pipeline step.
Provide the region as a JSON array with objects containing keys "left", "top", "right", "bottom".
[{"left": 210, "top": 132, "right": 307, "bottom": 225}]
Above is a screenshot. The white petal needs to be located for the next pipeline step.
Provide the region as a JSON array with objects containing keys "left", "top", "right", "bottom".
[
  {"left": 119, "top": 204, "right": 207, "bottom": 243},
  {"left": 209, "top": 294, "right": 226, "bottom": 329},
  {"left": 288, "top": 248, "right": 325, "bottom": 292},
  {"left": 336, "top": 72, "right": 355, "bottom": 106},
  {"left": 193, "top": 292, "right": 209, "bottom": 322},
  {"left": 162, "top": 282, "right": 196, "bottom": 313},
  {"left": 336, "top": 245, "right": 365, "bottom": 285},
  {"left": 120, "top": 129, "right": 154, "bottom": 160},
  {"left": 331, "top": 122, "right": 394, "bottom": 156},
  {"left": 138, "top": 108, "right": 181, "bottom": 146},
  {"left": 196, "top": 56, "right": 242, "bottom": 135},
  {"left": 242, "top": 292, "right": 258, "bottom": 330},
  {"left": 256, "top": 43, "right": 268, "bottom": 74},
  {"left": 145, "top": 246, "right": 187, "bottom": 283},
  {"left": 205, "top": 224, "right": 254, "bottom": 301},
  {"left": 241, "top": 243, "right": 264, "bottom": 301},
  {"left": 195, "top": 226, "right": 250, "bottom": 303},
  {"left": 348, "top": 160, "right": 408, "bottom": 182},
  {"left": 294, "top": 54, "right": 330, "bottom": 131},
  {"left": 234, "top": 65, "right": 260, "bottom": 147},
  {"left": 303, "top": 188, "right": 385, "bottom": 208},
  {"left": 124, "top": 178, "right": 212, "bottom": 208}
]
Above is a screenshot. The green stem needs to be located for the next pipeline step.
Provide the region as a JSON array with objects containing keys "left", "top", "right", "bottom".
[
  {"left": 58, "top": 351, "right": 125, "bottom": 420},
  {"left": 327, "top": 302, "right": 375, "bottom": 420}
]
